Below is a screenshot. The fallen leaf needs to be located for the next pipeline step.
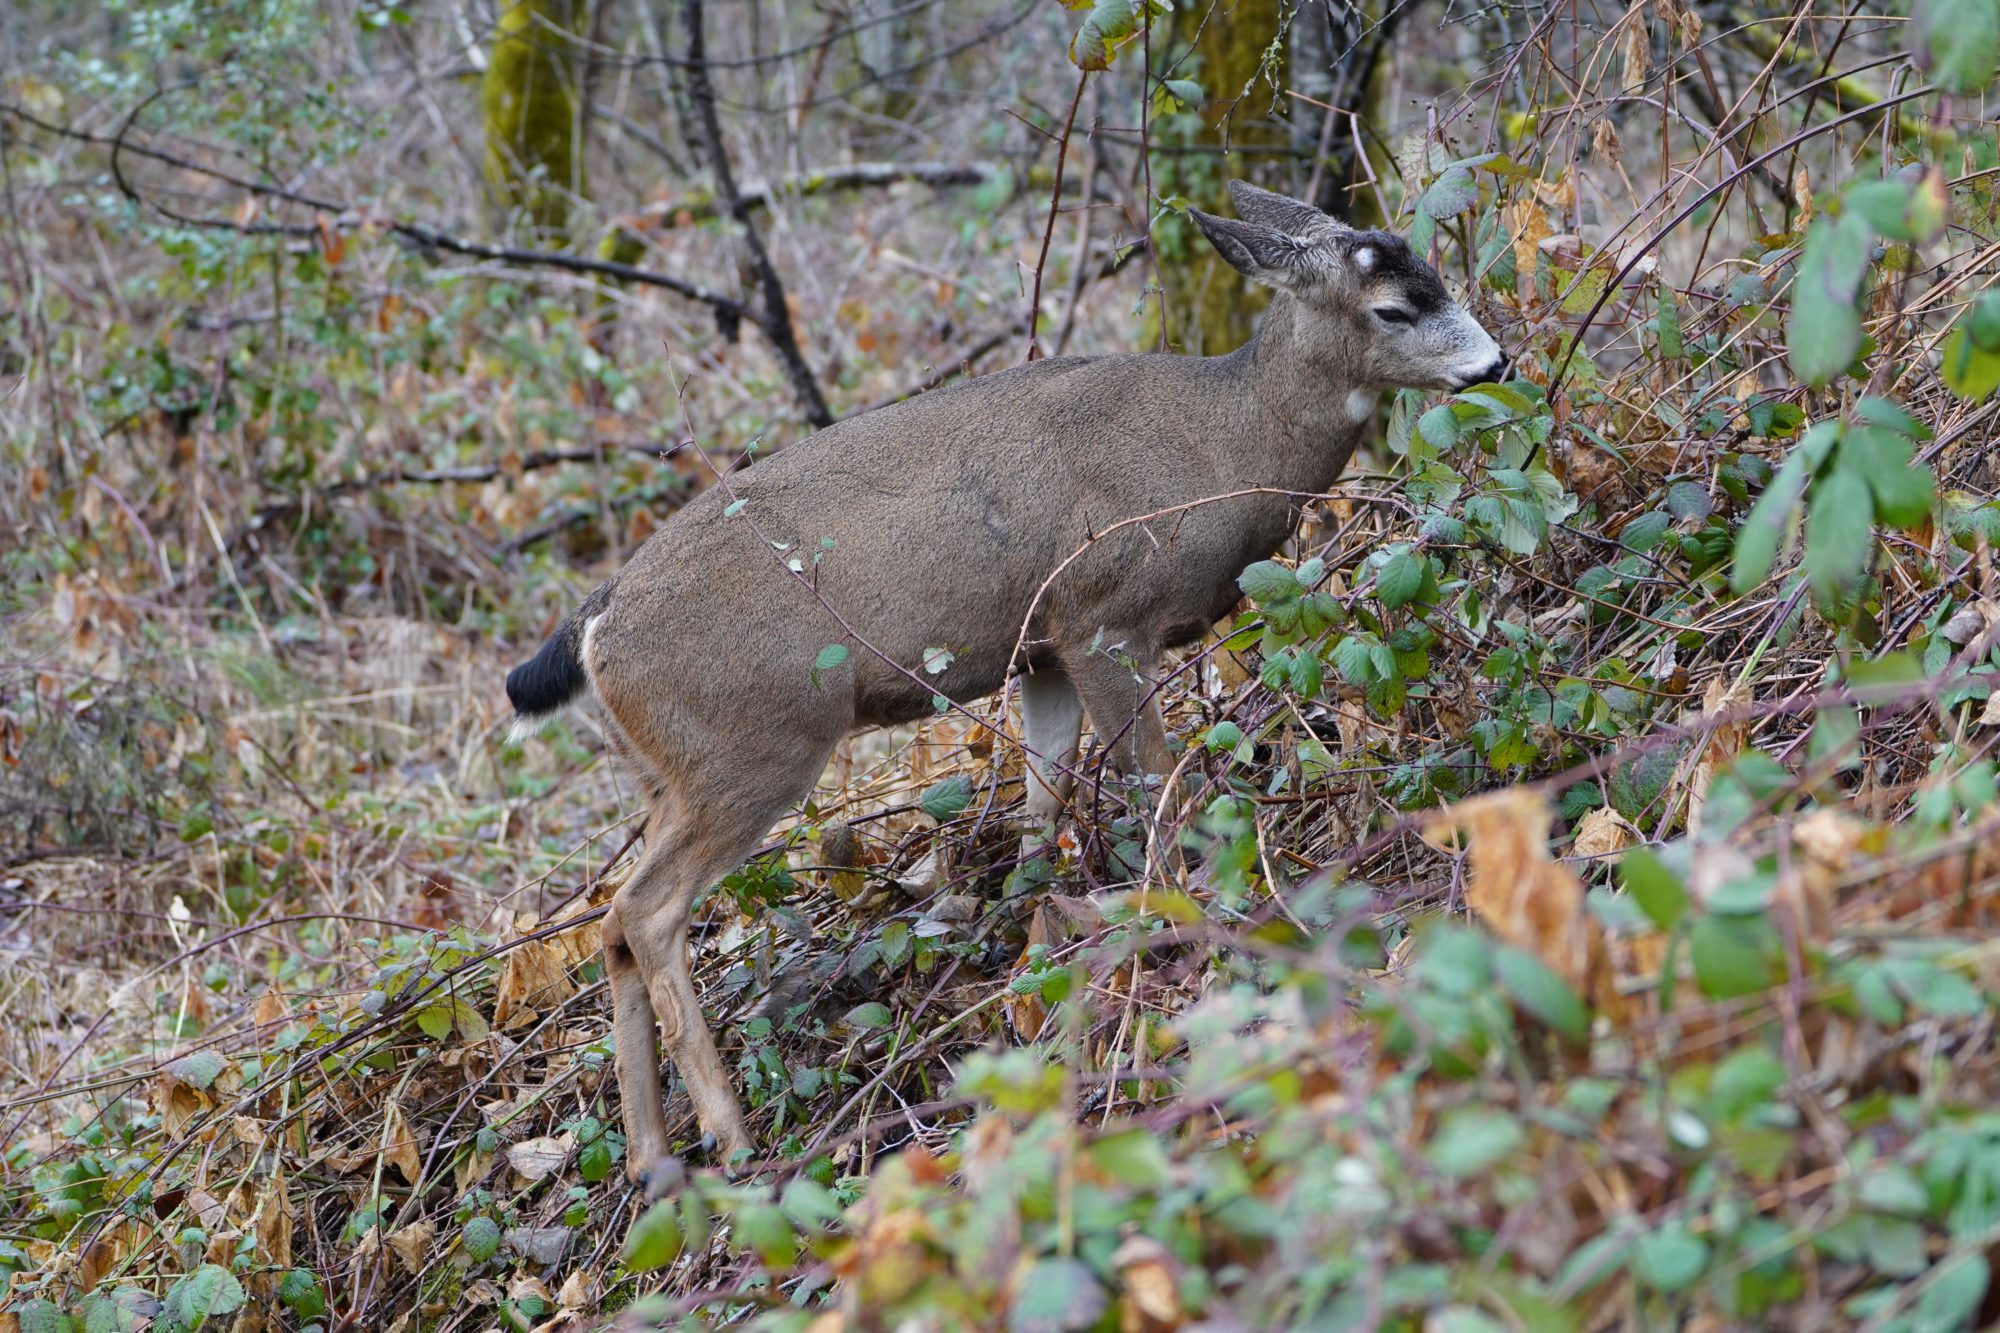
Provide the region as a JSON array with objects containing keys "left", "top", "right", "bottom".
[
  {"left": 1570, "top": 807, "right": 1639, "bottom": 863},
  {"left": 1684, "top": 677, "right": 1751, "bottom": 837},
  {"left": 384, "top": 1103, "right": 424, "bottom": 1184},
  {"left": 507, "top": 1134, "right": 575, "bottom": 1183},
  {"left": 1433, "top": 789, "right": 1617, "bottom": 1016},
  {"left": 493, "top": 937, "right": 571, "bottom": 1029},
  {"left": 387, "top": 1221, "right": 433, "bottom": 1275}
]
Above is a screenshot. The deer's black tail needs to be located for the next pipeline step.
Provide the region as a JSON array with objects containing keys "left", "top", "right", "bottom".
[{"left": 506, "top": 581, "right": 613, "bottom": 726}]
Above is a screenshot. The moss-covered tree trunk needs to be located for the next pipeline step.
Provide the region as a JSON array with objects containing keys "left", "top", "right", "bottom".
[
  {"left": 1153, "top": 0, "right": 1286, "bottom": 355},
  {"left": 482, "top": 0, "right": 590, "bottom": 242}
]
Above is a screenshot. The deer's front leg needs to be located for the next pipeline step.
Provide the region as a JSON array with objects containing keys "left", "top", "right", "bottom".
[{"left": 1063, "top": 644, "right": 1182, "bottom": 864}]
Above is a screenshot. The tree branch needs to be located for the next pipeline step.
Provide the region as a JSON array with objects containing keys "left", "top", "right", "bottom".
[
  {"left": 680, "top": 0, "right": 833, "bottom": 427},
  {"left": 0, "top": 98, "right": 752, "bottom": 323}
]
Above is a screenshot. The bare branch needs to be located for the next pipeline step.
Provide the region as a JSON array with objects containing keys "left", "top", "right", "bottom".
[{"left": 680, "top": 0, "right": 834, "bottom": 428}]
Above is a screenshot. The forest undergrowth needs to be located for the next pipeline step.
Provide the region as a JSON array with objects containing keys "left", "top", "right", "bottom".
[{"left": 4, "top": 0, "right": 2000, "bottom": 1329}]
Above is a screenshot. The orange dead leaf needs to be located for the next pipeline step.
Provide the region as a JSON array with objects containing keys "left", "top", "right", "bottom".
[
  {"left": 384, "top": 1102, "right": 424, "bottom": 1184},
  {"left": 1434, "top": 789, "right": 1617, "bottom": 1015},
  {"left": 493, "top": 934, "right": 572, "bottom": 1030},
  {"left": 1570, "top": 806, "right": 1639, "bottom": 863},
  {"left": 1684, "top": 677, "right": 1751, "bottom": 837}
]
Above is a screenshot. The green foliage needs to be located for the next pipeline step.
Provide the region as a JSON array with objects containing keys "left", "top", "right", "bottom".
[
  {"left": 1730, "top": 404, "right": 1934, "bottom": 610},
  {"left": 1942, "top": 291, "right": 2000, "bottom": 400},
  {"left": 159, "top": 1266, "right": 244, "bottom": 1333}
]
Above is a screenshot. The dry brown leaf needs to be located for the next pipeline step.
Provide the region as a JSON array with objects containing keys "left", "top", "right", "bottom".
[
  {"left": 253, "top": 1171, "right": 291, "bottom": 1268},
  {"left": 820, "top": 821, "right": 867, "bottom": 905},
  {"left": 1684, "top": 677, "right": 1751, "bottom": 837},
  {"left": 387, "top": 1221, "right": 433, "bottom": 1275},
  {"left": 507, "top": 1133, "right": 574, "bottom": 1183},
  {"left": 1434, "top": 789, "right": 1615, "bottom": 1014},
  {"left": 254, "top": 987, "right": 287, "bottom": 1029},
  {"left": 384, "top": 1102, "right": 424, "bottom": 1184},
  {"left": 1003, "top": 905, "right": 1057, "bottom": 1039},
  {"left": 1114, "top": 1235, "right": 1183, "bottom": 1331},
  {"left": 1506, "top": 199, "right": 1552, "bottom": 287},
  {"left": 1980, "top": 691, "right": 2000, "bottom": 728},
  {"left": 1620, "top": 11, "right": 1649, "bottom": 86},
  {"left": 556, "top": 1271, "right": 593, "bottom": 1312},
  {"left": 493, "top": 936, "right": 572, "bottom": 1029},
  {"left": 1570, "top": 807, "right": 1638, "bottom": 863}
]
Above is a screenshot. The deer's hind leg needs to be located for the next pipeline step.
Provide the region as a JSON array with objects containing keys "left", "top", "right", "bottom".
[{"left": 607, "top": 745, "right": 839, "bottom": 1182}]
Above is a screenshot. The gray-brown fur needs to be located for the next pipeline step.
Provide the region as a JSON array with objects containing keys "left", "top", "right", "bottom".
[{"left": 506, "top": 180, "right": 1505, "bottom": 1178}]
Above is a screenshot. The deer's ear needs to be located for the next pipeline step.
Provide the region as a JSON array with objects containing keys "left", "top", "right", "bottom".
[
  {"left": 1225, "top": 180, "right": 1342, "bottom": 238},
  {"left": 1189, "top": 210, "right": 1316, "bottom": 289}
]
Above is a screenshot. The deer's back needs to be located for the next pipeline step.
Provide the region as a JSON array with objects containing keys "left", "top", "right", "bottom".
[{"left": 592, "top": 352, "right": 1313, "bottom": 732}]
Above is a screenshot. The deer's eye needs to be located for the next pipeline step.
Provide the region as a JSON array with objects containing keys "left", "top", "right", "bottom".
[{"left": 1372, "top": 306, "right": 1417, "bottom": 327}]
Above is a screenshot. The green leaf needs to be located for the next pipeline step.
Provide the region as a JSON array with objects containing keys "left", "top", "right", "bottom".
[
  {"left": 1845, "top": 179, "right": 1928, "bottom": 244},
  {"left": 167, "top": 1050, "right": 225, "bottom": 1090},
  {"left": 732, "top": 1202, "right": 798, "bottom": 1266},
  {"left": 462, "top": 1215, "right": 502, "bottom": 1262},
  {"left": 1333, "top": 636, "right": 1374, "bottom": 684},
  {"left": 16, "top": 1302, "right": 72, "bottom": 1333},
  {"left": 79, "top": 1290, "right": 156, "bottom": 1333},
  {"left": 1843, "top": 425, "right": 1934, "bottom": 528},
  {"left": 1087, "top": 1127, "right": 1175, "bottom": 1188},
  {"left": 1656, "top": 287, "right": 1684, "bottom": 360},
  {"left": 845, "top": 1001, "right": 893, "bottom": 1030},
  {"left": 1803, "top": 466, "right": 1874, "bottom": 606},
  {"left": 1238, "top": 560, "right": 1299, "bottom": 604},
  {"left": 1787, "top": 212, "right": 1873, "bottom": 386},
  {"left": 277, "top": 1272, "right": 326, "bottom": 1320},
  {"left": 813, "top": 643, "right": 850, "bottom": 672},
  {"left": 1621, "top": 849, "right": 1690, "bottom": 930},
  {"left": 1691, "top": 917, "right": 1775, "bottom": 1000},
  {"left": 1942, "top": 323, "right": 2000, "bottom": 401},
  {"left": 416, "top": 1004, "right": 452, "bottom": 1040},
  {"left": 160, "top": 1265, "right": 245, "bottom": 1333},
  {"left": 1913, "top": 0, "right": 2000, "bottom": 94},
  {"left": 920, "top": 774, "right": 973, "bottom": 821},
  {"left": 1204, "top": 721, "right": 1243, "bottom": 751},
  {"left": 1009, "top": 1257, "right": 1109, "bottom": 1333},
  {"left": 1377, "top": 552, "right": 1426, "bottom": 609},
  {"left": 780, "top": 1177, "right": 844, "bottom": 1227},
  {"left": 1497, "top": 497, "right": 1544, "bottom": 556},
  {"left": 1632, "top": 1222, "right": 1709, "bottom": 1293},
  {"left": 1710, "top": 1044, "right": 1786, "bottom": 1122},
  {"left": 1417, "top": 404, "right": 1461, "bottom": 452},
  {"left": 1418, "top": 164, "right": 1481, "bottom": 219},
  {"left": 1067, "top": 0, "right": 1143, "bottom": 70},
  {"left": 1493, "top": 947, "right": 1590, "bottom": 1042},
  {"left": 622, "top": 1201, "right": 683, "bottom": 1273},
  {"left": 1916, "top": 1252, "right": 1990, "bottom": 1329},
  {"left": 1160, "top": 77, "right": 1203, "bottom": 109},
  {"left": 578, "top": 1132, "right": 613, "bottom": 1183},
  {"left": 1427, "top": 1106, "right": 1524, "bottom": 1179}
]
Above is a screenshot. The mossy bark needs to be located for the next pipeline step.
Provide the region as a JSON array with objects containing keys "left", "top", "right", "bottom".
[
  {"left": 482, "top": 0, "right": 589, "bottom": 242},
  {"left": 1152, "top": 0, "right": 1286, "bottom": 355}
]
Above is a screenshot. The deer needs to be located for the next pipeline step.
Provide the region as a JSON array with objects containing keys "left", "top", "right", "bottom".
[{"left": 503, "top": 181, "right": 1507, "bottom": 1182}]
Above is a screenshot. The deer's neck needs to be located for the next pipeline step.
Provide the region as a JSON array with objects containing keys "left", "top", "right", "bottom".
[{"left": 1221, "top": 293, "right": 1373, "bottom": 494}]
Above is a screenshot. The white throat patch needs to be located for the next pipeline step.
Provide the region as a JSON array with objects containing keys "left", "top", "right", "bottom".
[{"left": 1345, "top": 389, "right": 1378, "bottom": 424}]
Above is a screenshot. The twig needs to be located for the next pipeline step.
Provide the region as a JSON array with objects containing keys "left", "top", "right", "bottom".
[
  {"left": 681, "top": 0, "right": 833, "bottom": 427},
  {"left": 1025, "top": 70, "right": 1091, "bottom": 362}
]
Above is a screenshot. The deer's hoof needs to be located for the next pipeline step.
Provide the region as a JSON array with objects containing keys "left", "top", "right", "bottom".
[{"left": 636, "top": 1154, "right": 685, "bottom": 1202}]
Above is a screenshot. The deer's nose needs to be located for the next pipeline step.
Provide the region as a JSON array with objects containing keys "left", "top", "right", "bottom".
[{"left": 1454, "top": 350, "right": 1510, "bottom": 389}]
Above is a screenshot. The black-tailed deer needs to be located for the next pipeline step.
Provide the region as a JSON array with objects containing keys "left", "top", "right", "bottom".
[{"left": 505, "top": 181, "right": 1506, "bottom": 1179}]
